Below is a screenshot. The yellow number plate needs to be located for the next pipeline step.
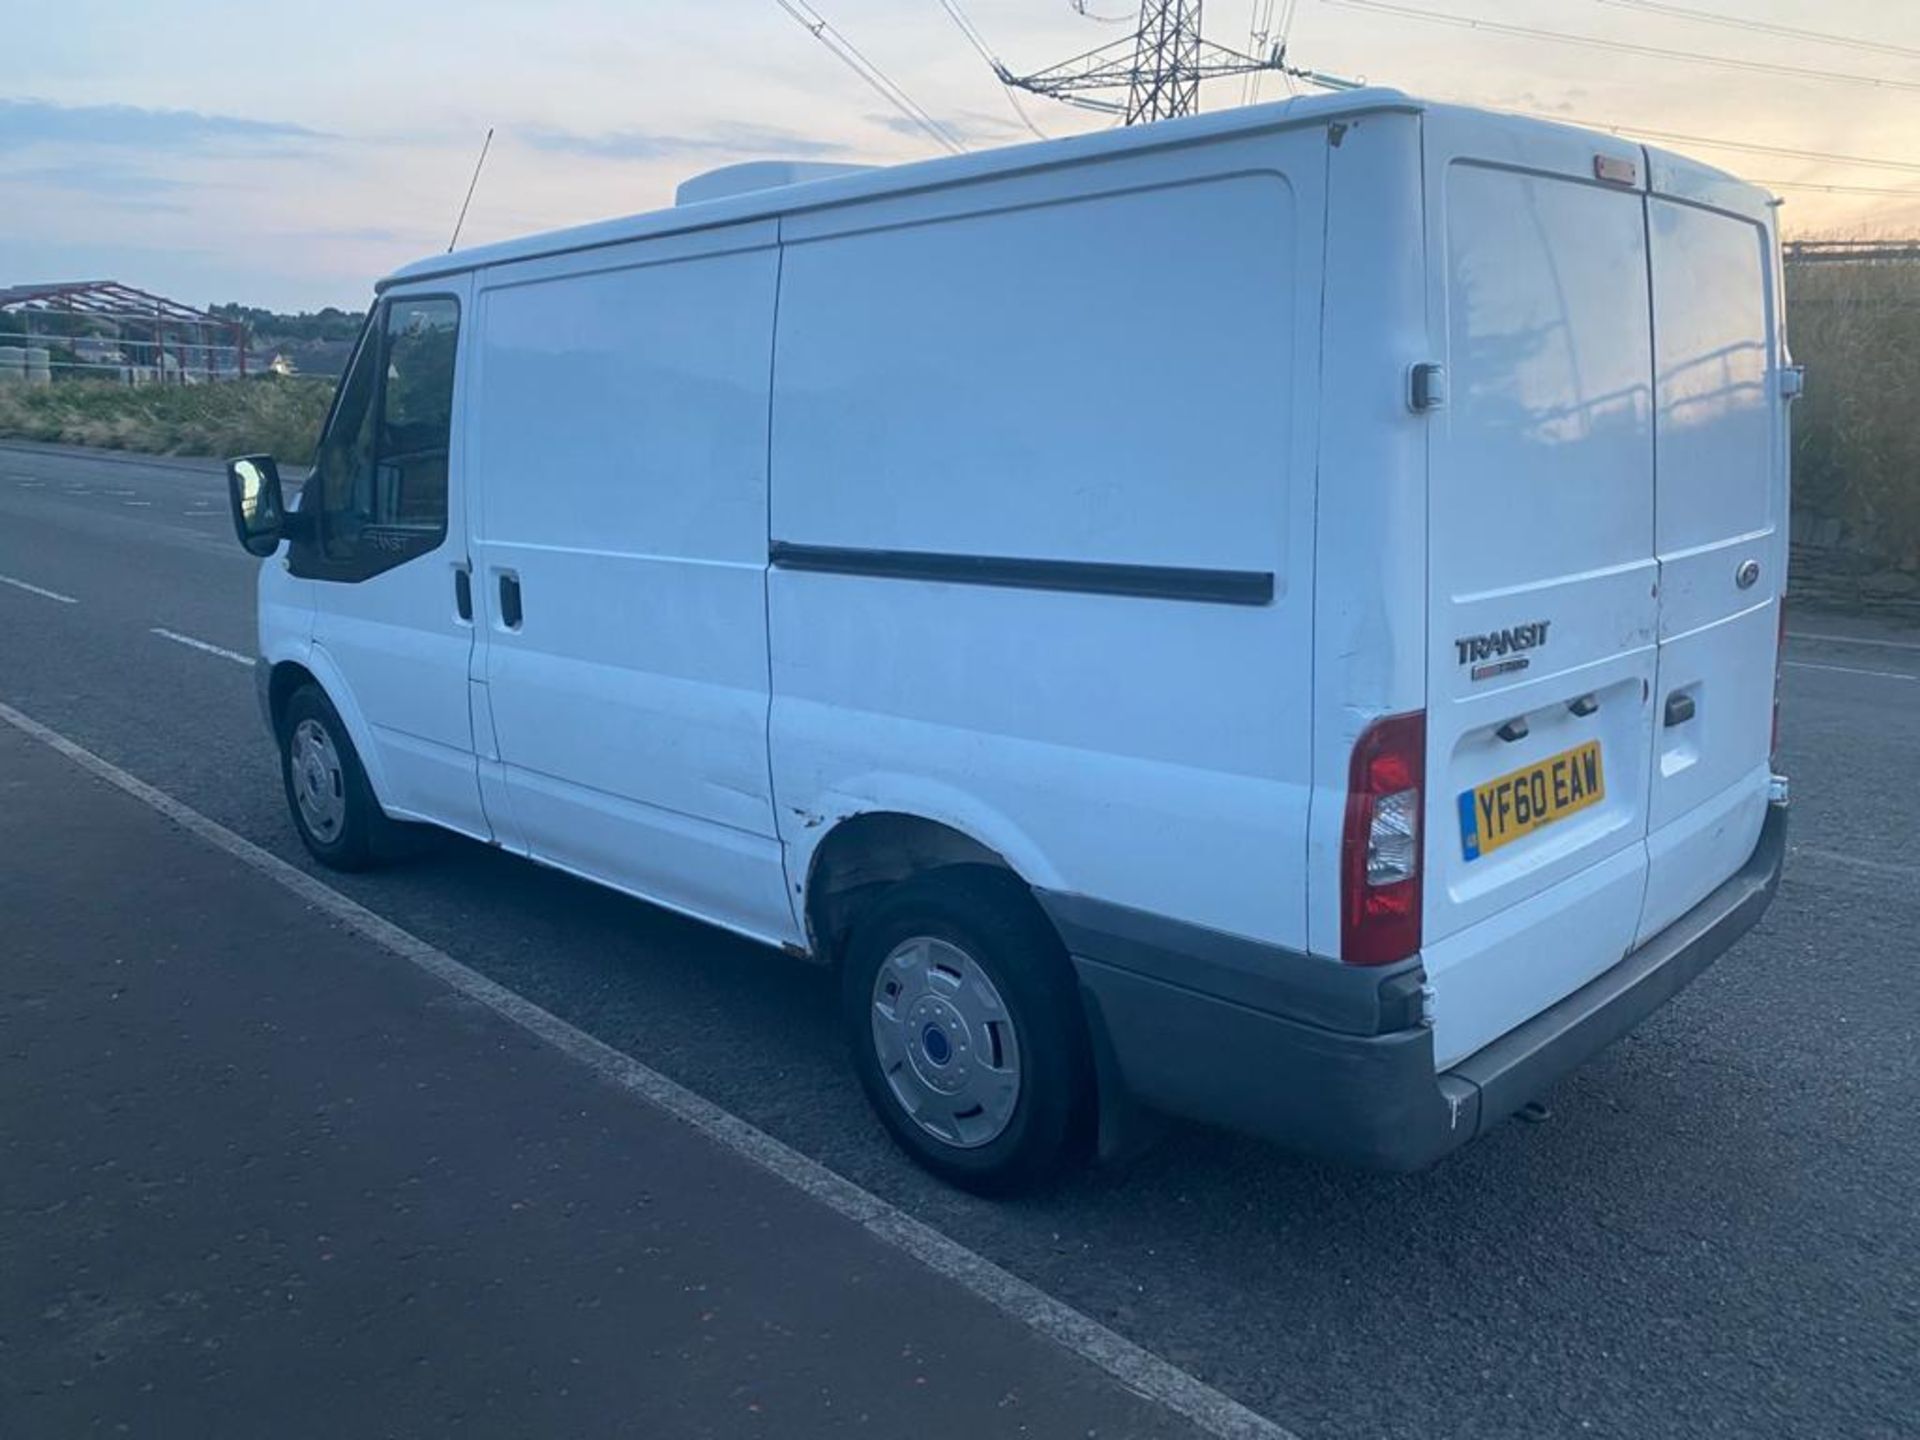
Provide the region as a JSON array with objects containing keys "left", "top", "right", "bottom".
[{"left": 1459, "top": 740, "right": 1605, "bottom": 861}]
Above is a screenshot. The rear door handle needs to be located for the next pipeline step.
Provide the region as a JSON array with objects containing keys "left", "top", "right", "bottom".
[
  {"left": 453, "top": 566, "right": 472, "bottom": 621},
  {"left": 498, "top": 572, "right": 522, "bottom": 630},
  {"left": 1664, "top": 692, "right": 1696, "bottom": 728}
]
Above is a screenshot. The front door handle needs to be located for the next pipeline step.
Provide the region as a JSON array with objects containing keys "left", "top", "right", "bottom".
[
  {"left": 1664, "top": 691, "right": 1696, "bottom": 728},
  {"left": 498, "top": 572, "right": 523, "bottom": 630},
  {"left": 454, "top": 566, "right": 472, "bottom": 621}
]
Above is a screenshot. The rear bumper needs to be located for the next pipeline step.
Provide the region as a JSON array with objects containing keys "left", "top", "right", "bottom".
[{"left": 1057, "top": 800, "right": 1788, "bottom": 1170}]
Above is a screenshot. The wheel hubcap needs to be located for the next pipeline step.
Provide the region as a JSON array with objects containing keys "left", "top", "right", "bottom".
[
  {"left": 289, "top": 718, "right": 346, "bottom": 843},
  {"left": 871, "top": 936, "right": 1021, "bottom": 1149}
]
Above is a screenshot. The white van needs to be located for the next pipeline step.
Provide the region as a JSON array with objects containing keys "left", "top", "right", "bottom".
[{"left": 228, "top": 89, "right": 1792, "bottom": 1193}]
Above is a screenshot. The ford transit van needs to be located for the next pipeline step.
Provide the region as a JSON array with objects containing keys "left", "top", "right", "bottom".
[{"left": 228, "top": 90, "right": 1792, "bottom": 1192}]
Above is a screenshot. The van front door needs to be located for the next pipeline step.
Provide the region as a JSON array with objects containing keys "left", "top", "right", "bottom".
[
  {"left": 1419, "top": 124, "right": 1661, "bottom": 1068},
  {"left": 298, "top": 283, "right": 488, "bottom": 839}
]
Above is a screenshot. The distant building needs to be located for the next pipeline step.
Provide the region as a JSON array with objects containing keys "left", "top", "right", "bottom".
[{"left": 0, "top": 280, "right": 249, "bottom": 383}]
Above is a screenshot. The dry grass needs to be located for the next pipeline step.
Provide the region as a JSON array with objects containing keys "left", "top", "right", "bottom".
[
  {"left": 1787, "top": 256, "right": 1920, "bottom": 564},
  {"left": 0, "top": 376, "right": 334, "bottom": 465}
]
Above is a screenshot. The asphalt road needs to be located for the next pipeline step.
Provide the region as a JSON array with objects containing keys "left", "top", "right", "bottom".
[
  {"left": 2, "top": 438, "right": 1916, "bottom": 1439},
  {"left": 0, "top": 720, "right": 1203, "bottom": 1439}
]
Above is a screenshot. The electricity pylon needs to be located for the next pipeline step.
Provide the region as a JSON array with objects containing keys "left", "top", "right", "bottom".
[{"left": 996, "top": 0, "right": 1298, "bottom": 125}]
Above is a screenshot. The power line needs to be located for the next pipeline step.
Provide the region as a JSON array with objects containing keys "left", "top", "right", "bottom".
[
  {"left": 933, "top": 0, "right": 1053, "bottom": 139},
  {"left": 1760, "top": 178, "right": 1920, "bottom": 200},
  {"left": 1589, "top": 0, "right": 1920, "bottom": 63},
  {"left": 1275, "top": 0, "right": 1304, "bottom": 94},
  {"left": 1242, "top": 0, "right": 1282, "bottom": 103},
  {"left": 1317, "top": 0, "right": 1920, "bottom": 93},
  {"left": 1529, "top": 114, "right": 1920, "bottom": 178},
  {"left": 774, "top": 0, "right": 969, "bottom": 154},
  {"left": 1070, "top": 0, "right": 1136, "bottom": 22}
]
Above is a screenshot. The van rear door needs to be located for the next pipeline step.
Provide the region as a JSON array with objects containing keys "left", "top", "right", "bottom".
[
  {"left": 1637, "top": 164, "right": 1785, "bottom": 943},
  {"left": 1418, "top": 114, "right": 1661, "bottom": 1068}
]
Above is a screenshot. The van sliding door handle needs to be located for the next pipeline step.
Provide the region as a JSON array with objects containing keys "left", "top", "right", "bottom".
[
  {"left": 1664, "top": 692, "right": 1696, "bottom": 727},
  {"left": 498, "top": 573, "right": 523, "bottom": 630}
]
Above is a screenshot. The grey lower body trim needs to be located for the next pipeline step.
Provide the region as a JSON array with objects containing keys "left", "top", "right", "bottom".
[
  {"left": 1059, "top": 802, "right": 1789, "bottom": 1170},
  {"left": 1036, "top": 890, "right": 1424, "bottom": 1036}
]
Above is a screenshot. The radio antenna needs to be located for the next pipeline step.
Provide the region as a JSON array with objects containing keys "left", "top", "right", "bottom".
[{"left": 447, "top": 127, "right": 494, "bottom": 253}]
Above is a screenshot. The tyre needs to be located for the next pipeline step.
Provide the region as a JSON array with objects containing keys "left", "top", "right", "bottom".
[
  {"left": 842, "top": 865, "right": 1093, "bottom": 1195},
  {"left": 278, "top": 684, "right": 392, "bottom": 871}
]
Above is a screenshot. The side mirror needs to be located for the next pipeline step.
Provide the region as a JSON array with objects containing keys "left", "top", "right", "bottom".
[{"left": 227, "top": 454, "right": 287, "bottom": 557}]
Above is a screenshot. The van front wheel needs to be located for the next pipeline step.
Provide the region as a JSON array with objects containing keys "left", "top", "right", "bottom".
[
  {"left": 843, "top": 866, "right": 1092, "bottom": 1194},
  {"left": 279, "top": 685, "right": 389, "bottom": 871}
]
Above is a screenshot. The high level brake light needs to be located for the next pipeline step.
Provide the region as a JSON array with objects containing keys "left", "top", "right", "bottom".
[{"left": 1341, "top": 711, "right": 1426, "bottom": 967}]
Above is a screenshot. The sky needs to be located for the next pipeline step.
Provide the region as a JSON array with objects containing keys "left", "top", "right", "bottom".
[{"left": 3, "top": 0, "right": 1917, "bottom": 312}]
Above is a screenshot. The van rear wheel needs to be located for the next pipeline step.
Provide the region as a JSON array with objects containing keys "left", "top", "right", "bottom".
[
  {"left": 842, "top": 866, "right": 1092, "bottom": 1194},
  {"left": 279, "top": 685, "right": 391, "bottom": 872}
]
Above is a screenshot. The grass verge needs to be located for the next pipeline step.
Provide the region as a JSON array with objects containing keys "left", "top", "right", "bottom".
[
  {"left": 0, "top": 377, "right": 333, "bottom": 465},
  {"left": 1788, "top": 258, "right": 1920, "bottom": 565}
]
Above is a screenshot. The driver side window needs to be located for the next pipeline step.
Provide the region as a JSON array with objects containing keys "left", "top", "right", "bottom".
[{"left": 302, "top": 294, "right": 460, "bottom": 581}]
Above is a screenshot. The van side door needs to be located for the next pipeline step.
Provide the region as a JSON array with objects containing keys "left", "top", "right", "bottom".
[
  {"left": 297, "top": 278, "right": 488, "bottom": 839},
  {"left": 464, "top": 225, "right": 798, "bottom": 947}
]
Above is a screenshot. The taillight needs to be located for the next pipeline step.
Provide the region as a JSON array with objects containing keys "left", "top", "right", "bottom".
[
  {"left": 1341, "top": 710, "right": 1426, "bottom": 966},
  {"left": 1771, "top": 596, "right": 1787, "bottom": 765}
]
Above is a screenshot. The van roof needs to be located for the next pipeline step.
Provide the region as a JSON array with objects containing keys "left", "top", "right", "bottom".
[{"left": 379, "top": 89, "right": 1768, "bottom": 291}]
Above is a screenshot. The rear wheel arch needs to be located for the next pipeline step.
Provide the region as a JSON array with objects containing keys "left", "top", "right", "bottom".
[{"left": 803, "top": 811, "right": 1034, "bottom": 964}]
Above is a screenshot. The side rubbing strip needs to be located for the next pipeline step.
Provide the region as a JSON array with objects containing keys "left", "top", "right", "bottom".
[{"left": 768, "top": 542, "right": 1274, "bottom": 606}]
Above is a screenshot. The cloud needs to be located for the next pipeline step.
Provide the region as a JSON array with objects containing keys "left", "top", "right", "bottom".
[
  {"left": 0, "top": 98, "right": 326, "bottom": 153},
  {"left": 6, "top": 161, "right": 186, "bottom": 198},
  {"left": 863, "top": 110, "right": 1033, "bottom": 146},
  {"left": 520, "top": 121, "right": 850, "bottom": 161}
]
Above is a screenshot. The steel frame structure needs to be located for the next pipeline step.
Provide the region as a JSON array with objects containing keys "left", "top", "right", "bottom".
[{"left": 0, "top": 280, "right": 248, "bottom": 382}]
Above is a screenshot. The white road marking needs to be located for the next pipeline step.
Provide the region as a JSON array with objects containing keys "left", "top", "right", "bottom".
[
  {"left": 1788, "top": 629, "right": 1920, "bottom": 655},
  {"left": 0, "top": 574, "right": 78, "bottom": 604},
  {"left": 1785, "top": 660, "right": 1917, "bottom": 684},
  {"left": 122, "top": 500, "right": 153, "bottom": 508},
  {"left": 0, "top": 700, "right": 1296, "bottom": 1440},
  {"left": 150, "top": 628, "right": 253, "bottom": 666},
  {"left": 1794, "top": 846, "right": 1920, "bottom": 882}
]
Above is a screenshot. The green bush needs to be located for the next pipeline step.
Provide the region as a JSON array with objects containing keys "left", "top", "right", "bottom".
[
  {"left": 1788, "top": 259, "right": 1920, "bottom": 564},
  {"left": 0, "top": 375, "right": 335, "bottom": 465}
]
